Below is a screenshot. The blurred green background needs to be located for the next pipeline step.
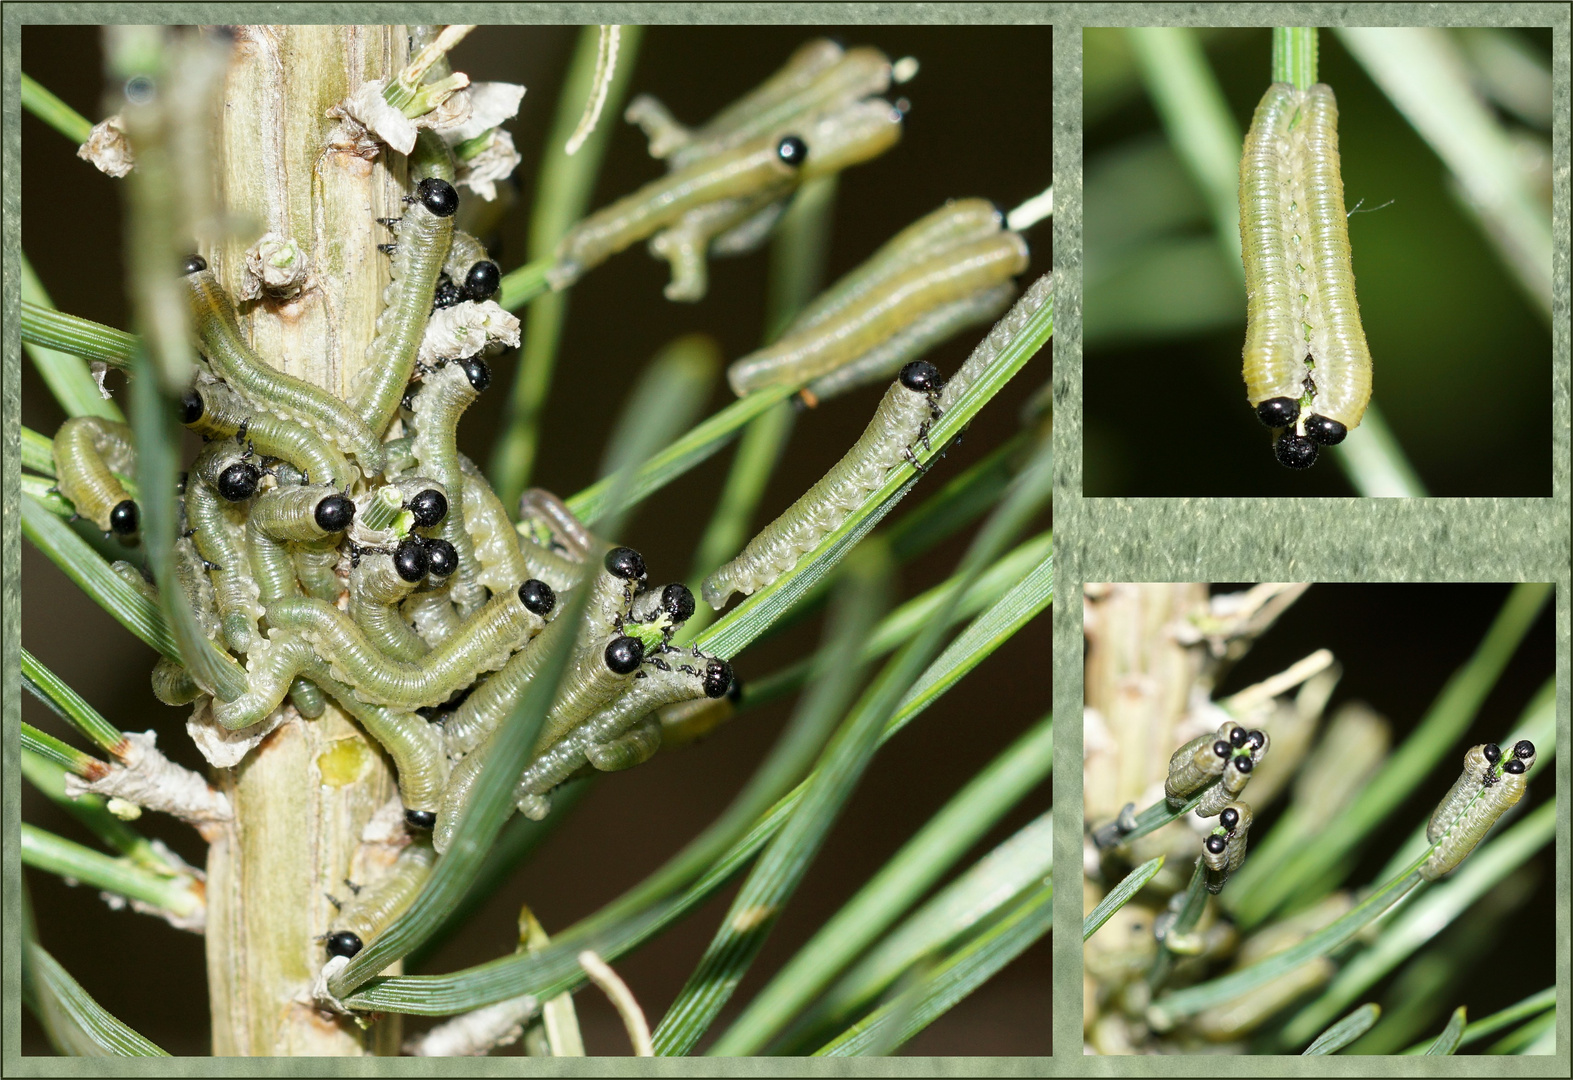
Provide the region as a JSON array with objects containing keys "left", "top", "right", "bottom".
[{"left": 1082, "top": 27, "right": 1553, "bottom": 496}]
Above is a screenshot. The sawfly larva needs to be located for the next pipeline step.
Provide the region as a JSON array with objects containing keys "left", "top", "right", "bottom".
[
  {"left": 1164, "top": 721, "right": 1269, "bottom": 816},
  {"left": 181, "top": 379, "right": 353, "bottom": 488},
  {"left": 1202, "top": 801, "right": 1253, "bottom": 894},
  {"left": 247, "top": 485, "right": 356, "bottom": 543},
  {"left": 324, "top": 840, "right": 437, "bottom": 958},
  {"left": 1422, "top": 740, "right": 1536, "bottom": 880},
  {"left": 727, "top": 199, "right": 1028, "bottom": 398},
  {"left": 184, "top": 466, "right": 262, "bottom": 652},
  {"left": 1238, "top": 83, "right": 1372, "bottom": 470},
  {"left": 702, "top": 360, "right": 944, "bottom": 610},
  {"left": 354, "top": 133, "right": 459, "bottom": 437},
  {"left": 184, "top": 259, "right": 385, "bottom": 472},
  {"left": 51, "top": 416, "right": 139, "bottom": 537},
  {"left": 410, "top": 358, "right": 491, "bottom": 614}
]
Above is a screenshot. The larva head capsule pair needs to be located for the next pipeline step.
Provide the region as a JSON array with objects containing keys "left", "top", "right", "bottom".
[
  {"left": 1266, "top": 408, "right": 1349, "bottom": 471},
  {"left": 1203, "top": 801, "right": 1253, "bottom": 894},
  {"left": 1164, "top": 721, "right": 1268, "bottom": 814}
]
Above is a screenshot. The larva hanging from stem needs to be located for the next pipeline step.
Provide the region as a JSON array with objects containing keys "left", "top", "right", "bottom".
[
  {"left": 1422, "top": 740, "right": 1536, "bottom": 880},
  {"left": 1239, "top": 82, "right": 1373, "bottom": 470},
  {"left": 702, "top": 360, "right": 944, "bottom": 610},
  {"left": 51, "top": 416, "right": 139, "bottom": 537}
]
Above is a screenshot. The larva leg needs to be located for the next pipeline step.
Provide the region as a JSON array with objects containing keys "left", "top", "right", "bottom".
[{"left": 324, "top": 840, "right": 436, "bottom": 959}]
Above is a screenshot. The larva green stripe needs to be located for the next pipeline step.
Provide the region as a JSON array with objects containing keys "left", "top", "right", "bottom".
[
  {"left": 333, "top": 841, "right": 437, "bottom": 944},
  {"left": 52, "top": 416, "right": 137, "bottom": 533},
  {"left": 1239, "top": 84, "right": 1307, "bottom": 407},
  {"left": 1300, "top": 85, "right": 1371, "bottom": 430},
  {"left": 702, "top": 374, "right": 936, "bottom": 609},
  {"left": 186, "top": 380, "right": 351, "bottom": 487},
  {"left": 186, "top": 271, "right": 384, "bottom": 471},
  {"left": 728, "top": 233, "right": 1028, "bottom": 396},
  {"left": 786, "top": 199, "right": 1007, "bottom": 338},
  {"left": 354, "top": 132, "right": 456, "bottom": 437},
  {"left": 185, "top": 472, "right": 262, "bottom": 652},
  {"left": 267, "top": 591, "right": 546, "bottom": 709},
  {"left": 805, "top": 283, "right": 1014, "bottom": 402},
  {"left": 411, "top": 364, "right": 484, "bottom": 613},
  {"left": 551, "top": 135, "right": 804, "bottom": 289},
  {"left": 1422, "top": 746, "right": 1535, "bottom": 880},
  {"left": 292, "top": 538, "right": 342, "bottom": 603}
]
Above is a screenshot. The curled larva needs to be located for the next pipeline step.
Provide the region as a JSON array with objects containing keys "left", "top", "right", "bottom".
[
  {"left": 1164, "top": 726, "right": 1235, "bottom": 810},
  {"left": 1422, "top": 740, "right": 1536, "bottom": 880},
  {"left": 726, "top": 228, "right": 1028, "bottom": 396},
  {"left": 266, "top": 582, "right": 550, "bottom": 710},
  {"left": 151, "top": 656, "right": 202, "bottom": 706},
  {"left": 1238, "top": 83, "right": 1373, "bottom": 469},
  {"left": 173, "top": 536, "right": 223, "bottom": 643},
  {"left": 348, "top": 543, "right": 433, "bottom": 662},
  {"left": 702, "top": 360, "right": 944, "bottom": 610},
  {"left": 184, "top": 262, "right": 385, "bottom": 471},
  {"left": 1195, "top": 726, "right": 1269, "bottom": 818},
  {"left": 628, "top": 39, "right": 891, "bottom": 170},
  {"left": 354, "top": 133, "right": 459, "bottom": 437},
  {"left": 324, "top": 840, "right": 437, "bottom": 958},
  {"left": 51, "top": 416, "right": 139, "bottom": 536},
  {"left": 181, "top": 379, "right": 352, "bottom": 488},
  {"left": 1202, "top": 801, "right": 1253, "bottom": 894}
]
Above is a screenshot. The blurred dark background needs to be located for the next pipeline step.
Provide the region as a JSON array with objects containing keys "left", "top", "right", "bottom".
[
  {"left": 19, "top": 24, "right": 1051, "bottom": 1056},
  {"left": 1082, "top": 28, "right": 1553, "bottom": 496},
  {"left": 1208, "top": 583, "right": 1556, "bottom": 1029}
]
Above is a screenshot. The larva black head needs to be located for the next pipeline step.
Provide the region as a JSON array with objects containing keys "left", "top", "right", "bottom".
[
  {"left": 460, "top": 357, "right": 491, "bottom": 393},
  {"left": 109, "top": 500, "right": 140, "bottom": 536},
  {"left": 433, "top": 277, "right": 464, "bottom": 309},
  {"left": 1255, "top": 397, "right": 1300, "bottom": 429},
  {"left": 181, "top": 388, "right": 205, "bottom": 425},
  {"left": 776, "top": 134, "right": 808, "bottom": 166},
  {"left": 1233, "top": 756, "right": 1254, "bottom": 774},
  {"left": 727, "top": 675, "right": 744, "bottom": 703},
  {"left": 404, "top": 809, "right": 437, "bottom": 830},
  {"left": 1205, "top": 835, "right": 1228, "bottom": 855},
  {"left": 314, "top": 494, "right": 356, "bottom": 533},
  {"left": 1211, "top": 741, "right": 1231, "bottom": 759},
  {"left": 1483, "top": 742, "right": 1503, "bottom": 763},
  {"left": 1513, "top": 740, "right": 1536, "bottom": 760},
  {"left": 1228, "top": 726, "right": 1249, "bottom": 748},
  {"left": 899, "top": 360, "right": 945, "bottom": 394},
  {"left": 1504, "top": 757, "right": 1528, "bottom": 774},
  {"left": 393, "top": 538, "right": 430, "bottom": 582},
  {"left": 416, "top": 177, "right": 459, "bottom": 218},
  {"left": 661, "top": 583, "right": 696, "bottom": 624},
  {"left": 604, "top": 546, "right": 646, "bottom": 580},
  {"left": 702, "top": 658, "right": 734, "bottom": 699},
  {"left": 407, "top": 488, "right": 448, "bottom": 528},
  {"left": 1246, "top": 730, "right": 1267, "bottom": 751},
  {"left": 181, "top": 254, "right": 207, "bottom": 276},
  {"left": 1219, "top": 806, "right": 1241, "bottom": 831},
  {"left": 464, "top": 260, "right": 501, "bottom": 301},
  {"left": 217, "top": 462, "right": 261, "bottom": 502},
  {"left": 1274, "top": 431, "right": 1318, "bottom": 469},
  {"left": 518, "top": 578, "right": 556, "bottom": 616},
  {"left": 1306, "top": 415, "right": 1348, "bottom": 446},
  {"left": 424, "top": 538, "right": 459, "bottom": 578},
  {"left": 325, "top": 931, "right": 363, "bottom": 959},
  {"left": 605, "top": 635, "right": 645, "bottom": 675}
]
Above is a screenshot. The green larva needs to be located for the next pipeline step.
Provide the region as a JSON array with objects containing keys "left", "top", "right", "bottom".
[
  {"left": 324, "top": 840, "right": 437, "bottom": 958},
  {"left": 182, "top": 379, "right": 352, "bottom": 488},
  {"left": 1202, "top": 802, "right": 1253, "bottom": 894},
  {"left": 1422, "top": 740, "right": 1536, "bottom": 880},
  {"left": 51, "top": 416, "right": 139, "bottom": 536}
]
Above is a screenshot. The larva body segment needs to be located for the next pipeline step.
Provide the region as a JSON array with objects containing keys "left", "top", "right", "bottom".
[
  {"left": 1422, "top": 741, "right": 1536, "bottom": 880},
  {"left": 935, "top": 272, "right": 1052, "bottom": 412},
  {"left": 52, "top": 416, "right": 139, "bottom": 536},
  {"left": 457, "top": 455, "right": 529, "bottom": 597},
  {"left": 354, "top": 133, "right": 458, "bottom": 437},
  {"left": 1238, "top": 83, "right": 1372, "bottom": 464},
  {"left": 348, "top": 551, "right": 429, "bottom": 662},
  {"left": 411, "top": 360, "right": 489, "bottom": 614},
  {"left": 292, "top": 538, "right": 344, "bottom": 603},
  {"left": 183, "top": 379, "right": 353, "bottom": 488},
  {"left": 174, "top": 536, "right": 223, "bottom": 643},
  {"left": 185, "top": 269, "right": 384, "bottom": 472},
  {"left": 727, "top": 232, "right": 1028, "bottom": 396},
  {"left": 328, "top": 840, "right": 436, "bottom": 956},
  {"left": 1164, "top": 729, "right": 1234, "bottom": 810},
  {"left": 403, "top": 589, "right": 463, "bottom": 650},
  {"left": 703, "top": 363, "right": 942, "bottom": 609}
]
